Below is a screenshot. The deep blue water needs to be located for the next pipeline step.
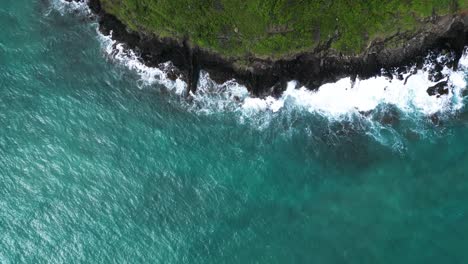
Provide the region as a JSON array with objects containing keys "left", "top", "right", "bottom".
[{"left": 1, "top": 0, "right": 468, "bottom": 263}]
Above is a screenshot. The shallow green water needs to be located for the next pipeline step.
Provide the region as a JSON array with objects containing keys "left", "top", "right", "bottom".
[{"left": 1, "top": 1, "right": 468, "bottom": 263}]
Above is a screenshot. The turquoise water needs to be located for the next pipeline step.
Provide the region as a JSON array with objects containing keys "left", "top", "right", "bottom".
[{"left": 2, "top": 0, "right": 468, "bottom": 262}]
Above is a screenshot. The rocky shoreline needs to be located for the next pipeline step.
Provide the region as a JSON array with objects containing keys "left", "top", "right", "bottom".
[{"left": 72, "top": 0, "right": 468, "bottom": 97}]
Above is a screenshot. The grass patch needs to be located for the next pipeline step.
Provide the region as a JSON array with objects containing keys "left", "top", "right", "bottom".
[{"left": 100, "top": 0, "right": 466, "bottom": 58}]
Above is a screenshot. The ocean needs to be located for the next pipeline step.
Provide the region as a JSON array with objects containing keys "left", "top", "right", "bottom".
[{"left": 1, "top": 0, "right": 468, "bottom": 262}]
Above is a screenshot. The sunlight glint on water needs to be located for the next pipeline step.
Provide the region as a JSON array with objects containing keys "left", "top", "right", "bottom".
[{"left": 1, "top": 0, "right": 468, "bottom": 263}]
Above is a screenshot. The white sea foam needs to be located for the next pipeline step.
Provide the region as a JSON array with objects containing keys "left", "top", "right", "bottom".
[
  {"left": 188, "top": 71, "right": 250, "bottom": 113},
  {"left": 98, "top": 32, "right": 187, "bottom": 94},
  {"left": 58, "top": 0, "right": 468, "bottom": 121},
  {"left": 243, "top": 53, "right": 468, "bottom": 118},
  {"left": 460, "top": 47, "right": 468, "bottom": 68},
  {"left": 100, "top": 32, "right": 467, "bottom": 118},
  {"left": 52, "top": 0, "right": 91, "bottom": 15},
  {"left": 97, "top": 31, "right": 252, "bottom": 113}
]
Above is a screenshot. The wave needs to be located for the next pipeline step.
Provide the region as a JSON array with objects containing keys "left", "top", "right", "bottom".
[
  {"left": 51, "top": 0, "right": 91, "bottom": 15},
  {"left": 55, "top": 0, "right": 468, "bottom": 149},
  {"left": 97, "top": 33, "right": 188, "bottom": 94},
  {"left": 57, "top": 0, "right": 468, "bottom": 117},
  {"left": 244, "top": 54, "right": 468, "bottom": 118},
  {"left": 98, "top": 27, "right": 468, "bottom": 120}
]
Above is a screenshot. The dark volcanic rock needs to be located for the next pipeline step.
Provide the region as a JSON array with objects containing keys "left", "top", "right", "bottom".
[
  {"left": 71, "top": 0, "right": 468, "bottom": 97},
  {"left": 427, "top": 81, "right": 449, "bottom": 97},
  {"left": 429, "top": 62, "right": 445, "bottom": 82}
]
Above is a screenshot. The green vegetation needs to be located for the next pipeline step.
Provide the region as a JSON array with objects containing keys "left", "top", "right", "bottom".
[{"left": 100, "top": 0, "right": 468, "bottom": 58}]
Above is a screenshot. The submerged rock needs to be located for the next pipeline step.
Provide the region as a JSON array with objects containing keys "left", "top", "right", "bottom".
[
  {"left": 430, "top": 113, "right": 442, "bottom": 126},
  {"left": 373, "top": 105, "right": 400, "bottom": 126},
  {"left": 405, "top": 129, "right": 421, "bottom": 141}
]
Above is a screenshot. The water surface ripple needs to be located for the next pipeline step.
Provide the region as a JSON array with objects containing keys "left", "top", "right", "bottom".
[{"left": 1, "top": 1, "right": 468, "bottom": 263}]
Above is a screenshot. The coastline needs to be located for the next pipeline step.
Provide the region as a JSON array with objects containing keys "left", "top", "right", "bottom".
[{"left": 75, "top": 0, "right": 468, "bottom": 97}]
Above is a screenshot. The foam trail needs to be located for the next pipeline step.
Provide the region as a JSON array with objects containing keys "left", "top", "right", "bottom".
[
  {"left": 243, "top": 52, "right": 468, "bottom": 119},
  {"left": 99, "top": 30, "right": 467, "bottom": 119},
  {"left": 460, "top": 47, "right": 468, "bottom": 68},
  {"left": 97, "top": 32, "right": 252, "bottom": 113},
  {"left": 57, "top": 0, "right": 468, "bottom": 121},
  {"left": 187, "top": 71, "right": 250, "bottom": 114},
  {"left": 52, "top": 0, "right": 91, "bottom": 15},
  {"left": 97, "top": 32, "right": 187, "bottom": 94},
  {"left": 55, "top": 0, "right": 468, "bottom": 150}
]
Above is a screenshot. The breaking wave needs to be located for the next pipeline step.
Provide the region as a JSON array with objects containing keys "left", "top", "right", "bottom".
[
  {"left": 244, "top": 57, "right": 468, "bottom": 117},
  {"left": 51, "top": 0, "right": 91, "bottom": 15},
  {"left": 55, "top": 0, "right": 468, "bottom": 149},
  {"left": 96, "top": 30, "right": 468, "bottom": 116}
]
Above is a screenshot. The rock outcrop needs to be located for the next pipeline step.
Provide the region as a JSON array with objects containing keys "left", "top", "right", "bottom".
[{"left": 72, "top": 0, "right": 468, "bottom": 97}]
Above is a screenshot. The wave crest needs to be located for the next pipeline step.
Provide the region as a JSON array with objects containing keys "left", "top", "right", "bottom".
[{"left": 57, "top": 0, "right": 468, "bottom": 149}]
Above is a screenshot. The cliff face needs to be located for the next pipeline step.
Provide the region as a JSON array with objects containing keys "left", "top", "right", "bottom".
[{"left": 82, "top": 0, "right": 468, "bottom": 96}]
